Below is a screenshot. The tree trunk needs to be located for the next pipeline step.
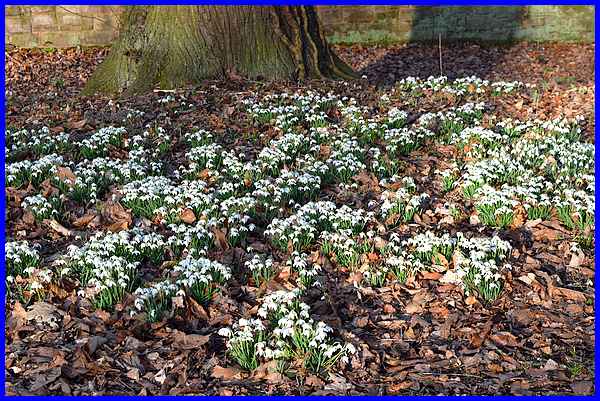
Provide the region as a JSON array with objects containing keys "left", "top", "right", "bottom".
[{"left": 84, "top": 6, "right": 355, "bottom": 95}]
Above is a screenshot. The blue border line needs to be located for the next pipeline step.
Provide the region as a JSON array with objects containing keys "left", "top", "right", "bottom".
[{"left": 1, "top": 1, "right": 597, "bottom": 398}]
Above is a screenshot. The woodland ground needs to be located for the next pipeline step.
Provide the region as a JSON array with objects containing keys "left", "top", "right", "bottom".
[{"left": 4, "top": 42, "right": 595, "bottom": 395}]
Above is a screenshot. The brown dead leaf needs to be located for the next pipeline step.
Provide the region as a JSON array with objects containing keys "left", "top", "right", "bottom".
[
  {"left": 470, "top": 320, "right": 493, "bottom": 348},
  {"left": 187, "top": 296, "right": 210, "bottom": 320},
  {"left": 44, "top": 219, "right": 72, "bottom": 237},
  {"left": 383, "top": 304, "right": 396, "bottom": 314},
  {"left": 68, "top": 119, "right": 87, "bottom": 129},
  {"left": 436, "top": 144, "right": 458, "bottom": 157},
  {"left": 48, "top": 283, "right": 69, "bottom": 299},
  {"left": 306, "top": 375, "right": 325, "bottom": 387},
  {"left": 26, "top": 302, "right": 63, "bottom": 328},
  {"left": 212, "top": 365, "right": 242, "bottom": 380},
  {"left": 553, "top": 286, "right": 587, "bottom": 302},
  {"left": 421, "top": 271, "right": 442, "bottom": 280},
  {"left": 404, "top": 302, "right": 423, "bottom": 315},
  {"left": 465, "top": 295, "right": 478, "bottom": 306},
  {"left": 533, "top": 227, "right": 560, "bottom": 242},
  {"left": 180, "top": 208, "right": 196, "bottom": 224},
  {"left": 108, "top": 220, "right": 129, "bottom": 232},
  {"left": 277, "top": 263, "right": 291, "bottom": 281},
  {"left": 56, "top": 167, "right": 76, "bottom": 186},
  {"left": 366, "top": 252, "right": 379, "bottom": 263},
  {"left": 103, "top": 201, "right": 132, "bottom": 231},
  {"left": 385, "top": 213, "right": 400, "bottom": 226},
  {"left": 510, "top": 204, "right": 526, "bottom": 229},
  {"left": 199, "top": 169, "right": 211, "bottom": 180},
  {"left": 127, "top": 368, "right": 140, "bottom": 381},
  {"left": 72, "top": 213, "right": 97, "bottom": 228},
  {"left": 7, "top": 301, "right": 27, "bottom": 333},
  {"left": 490, "top": 332, "right": 520, "bottom": 347},
  {"left": 568, "top": 249, "right": 586, "bottom": 268},
  {"left": 515, "top": 99, "right": 524, "bottom": 110},
  {"left": 353, "top": 170, "right": 380, "bottom": 192},
  {"left": 40, "top": 179, "right": 59, "bottom": 198},
  {"left": 347, "top": 271, "right": 363, "bottom": 285},
  {"left": 22, "top": 210, "right": 36, "bottom": 226},
  {"left": 211, "top": 227, "right": 229, "bottom": 250},
  {"left": 5, "top": 187, "right": 26, "bottom": 204},
  {"left": 172, "top": 330, "right": 210, "bottom": 350},
  {"left": 319, "top": 144, "right": 331, "bottom": 159}
]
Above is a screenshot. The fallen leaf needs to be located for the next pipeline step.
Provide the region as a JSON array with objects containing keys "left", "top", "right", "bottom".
[
  {"left": 515, "top": 99, "right": 524, "bottom": 110},
  {"left": 44, "top": 219, "right": 72, "bottom": 237},
  {"left": 127, "top": 368, "right": 140, "bottom": 381},
  {"left": 187, "top": 296, "right": 209, "bottom": 320},
  {"left": 212, "top": 227, "right": 229, "bottom": 250},
  {"left": 306, "top": 375, "right": 325, "bottom": 387},
  {"left": 72, "top": 213, "right": 97, "bottom": 228},
  {"left": 319, "top": 144, "right": 331, "bottom": 159},
  {"left": 553, "top": 287, "right": 587, "bottom": 302},
  {"left": 180, "top": 208, "right": 196, "bottom": 224},
  {"left": 68, "top": 119, "right": 87, "bottom": 129},
  {"left": 510, "top": 204, "right": 526, "bottom": 229},
  {"left": 103, "top": 201, "right": 132, "bottom": 231},
  {"left": 404, "top": 301, "right": 423, "bottom": 314},
  {"left": 490, "top": 332, "right": 520, "bottom": 347},
  {"left": 6, "top": 301, "right": 27, "bottom": 333},
  {"left": 383, "top": 304, "right": 396, "bottom": 314},
  {"left": 212, "top": 365, "right": 242, "bottom": 380},
  {"left": 26, "top": 302, "right": 63, "bottom": 328},
  {"left": 353, "top": 170, "right": 380, "bottom": 192},
  {"left": 49, "top": 283, "right": 69, "bottom": 299},
  {"left": 421, "top": 271, "right": 442, "bottom": 280},
  {"left": 173, "top": 331, "right": 210, "bottom": 350},
  {"left": 107, "top": 220, "right": 129, "bottom": 232},
  {"left": 465, "top": 295, "right": 478, "bottom": 306},
  {"left": 533, "top": 227, "right": 560, "bottom": 242},
  {"left": 568, "top": 249, "right": 586, "bottom": 268},
  {"left": 470, "top": 320, "right": 493, "bottom": 348},
  {"left": 56, "top": 167, "right": 76, "bottom": 186}
]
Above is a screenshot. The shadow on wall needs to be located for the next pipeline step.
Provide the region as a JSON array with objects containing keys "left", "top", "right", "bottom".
[{"left": 361, "top": 6, "right": 527, "bottom": 86}]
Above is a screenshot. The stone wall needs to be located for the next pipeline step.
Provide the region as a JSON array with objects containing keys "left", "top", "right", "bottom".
[
  {"left": 319, "top": 6, "right": 595, "bottom": 44},
  {"left": 5, "top": 5, "right": 121, "bottom": 48},
  {"left": 5, "top": 5, "right": 594, "bottom": 48}
]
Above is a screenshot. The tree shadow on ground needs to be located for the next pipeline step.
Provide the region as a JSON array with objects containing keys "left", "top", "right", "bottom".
[{"left": 359, "top": 6, "right": 527, "bottom": 86}]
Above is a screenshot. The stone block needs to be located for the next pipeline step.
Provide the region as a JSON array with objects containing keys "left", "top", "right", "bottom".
[
  {"left": 5, "top": 6, "right": 29, "bottom": 17},
  {"left": 6, "top": 32, "right": 38, "bottom": 48},
  {"left": 344, "top": 7, "right": 375, "bottom": 24},
  {"left": 31, "top": 12, "right": 58, "bottom": 32},
  {"left": 30, "top": 6, "right": 54, "bottom": 14},
  {"left": 34, "top": 31, "right": 80, "bottom": 47},
  {"left": 316, "top": 7, "right": 344, "bottom": 25},
  {"left": 6, "top": 16, "right": 31, "bottom": 34}
]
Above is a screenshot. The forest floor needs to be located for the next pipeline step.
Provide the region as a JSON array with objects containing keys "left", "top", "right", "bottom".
[{"left": 4, "top": 42, "right": 595, "bottom": 395}]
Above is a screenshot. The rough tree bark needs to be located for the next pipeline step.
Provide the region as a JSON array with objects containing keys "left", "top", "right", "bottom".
[{"left": 84, "top": 6, "right": 355, "bottom": 95}]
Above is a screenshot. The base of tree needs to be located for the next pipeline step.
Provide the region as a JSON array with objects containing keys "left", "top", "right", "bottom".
[{"left": 84, "top": 6, "right": 355, "bottom": 95}]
